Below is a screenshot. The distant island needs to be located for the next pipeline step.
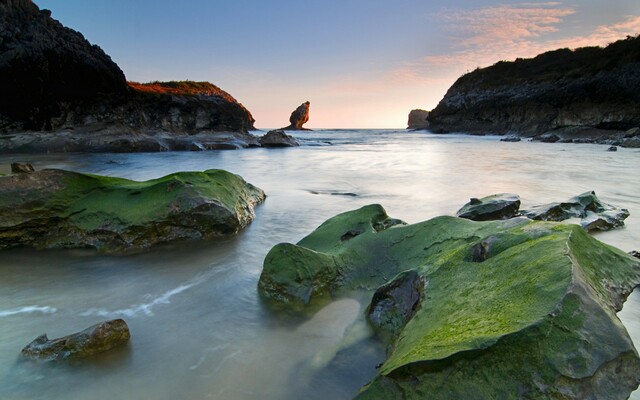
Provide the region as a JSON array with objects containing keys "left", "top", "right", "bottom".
[{"left": 420, "top": 35, "right": 640, "bottom": 146}]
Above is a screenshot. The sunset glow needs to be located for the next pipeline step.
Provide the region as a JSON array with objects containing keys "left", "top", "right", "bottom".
[{"left": 35, "top": 0, "right": 640, "bottom": 128}]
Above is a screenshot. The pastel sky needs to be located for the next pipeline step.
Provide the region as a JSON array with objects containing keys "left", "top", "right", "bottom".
[{"left": 35, "top": 0, "right": 640, "bottom": 129}]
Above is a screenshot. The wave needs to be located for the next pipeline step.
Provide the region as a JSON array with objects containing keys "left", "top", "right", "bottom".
[{"left": 0, "top": 305, "right": 57, "bottom": 317}]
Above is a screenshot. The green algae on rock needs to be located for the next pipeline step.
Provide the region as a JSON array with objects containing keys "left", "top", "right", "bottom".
[
  {"left": 0, "top": 168, "right": 265, "bottom": 252},
  {"left": 258, "top": 204, "right": 640, "bottom": 399}
]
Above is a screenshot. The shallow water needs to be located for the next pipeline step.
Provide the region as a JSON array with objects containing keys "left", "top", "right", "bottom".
[{"left": 0, "top": 130, "right": 639, "bottom": 399}]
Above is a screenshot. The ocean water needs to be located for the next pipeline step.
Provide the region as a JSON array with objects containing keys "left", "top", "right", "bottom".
[{"left": 0, "top": 129, "right": 639, "bottom": 399}]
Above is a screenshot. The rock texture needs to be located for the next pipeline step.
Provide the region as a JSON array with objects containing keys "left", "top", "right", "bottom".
[
  {"left": 281, "top": 101, "right": 311, "bottom": 131},
  {"left": 22, "top": 319, "right": 130, "bottom": 361},
  {"left": 258, "top": 129, "right": 299, "bottom": 147},
  {"left": 428, "top": 36, "right": 640, "bottom": 143},
  {"left": 0, "top": 168, "right": 265, "bottom": 252},
  {"left": 456, "top": 193, "right": 521, "bottom": 221},
  {"left": 523, "top": 191, "right": 629, "bottom": 232},
  {"left": 0, "top": 1, "right": 257, "bottom": 153},
  {"left": 258, "top": 205, "right": 640, "bottom": 399},
  {"left": 407, "top": 109, "right": 429, "bottom": 130}
]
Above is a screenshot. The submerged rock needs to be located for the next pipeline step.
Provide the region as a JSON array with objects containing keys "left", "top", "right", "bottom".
[
  {"left": 0, "top": 168, "right": 265, "bottom": 252},
  {"left": 523, "top": 191, "right": 629, "bottom": 232},
  {"left": 22, "top": 319, "right": 130, "bottom": 361},
  {"left": 407, "top": 109, "right": 430, "bottom": 130},
  {"left": 500, "top": 135, "right": 521, "bottom": 142},
  {"left": 258, "top": 130, "right": 299, "bottom": 147},
  {"left": 281, "top": 101, "right": 311, "bottom": 131},
  {"left": 258, "top": 204, "right": 640, "bottom": 399},
  {"left": 456, "top": 193, "right": 521, "bottom": 221}
]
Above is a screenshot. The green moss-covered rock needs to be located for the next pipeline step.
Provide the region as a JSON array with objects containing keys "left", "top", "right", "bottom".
[
  {"left": 0, "top": 168, "right": 265, "bottom": 252},
  {"left": 258, "top": 204, "right": 640, "bottom": 399}
]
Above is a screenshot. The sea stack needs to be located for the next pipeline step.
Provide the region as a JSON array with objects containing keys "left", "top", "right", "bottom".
[
  {"left": 407, "top": 109, "right": 430, "bottom": 130},
  {"left": 281, "top": 101, "right": 311, "bottom": 130}
]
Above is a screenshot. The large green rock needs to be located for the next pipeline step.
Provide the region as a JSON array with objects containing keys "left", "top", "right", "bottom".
[
  {"left": 0, "top": 168, "right": 265, "bottom": 252},
  {"left": 258, "top": 204, "right": 640, "bottom": 399}
]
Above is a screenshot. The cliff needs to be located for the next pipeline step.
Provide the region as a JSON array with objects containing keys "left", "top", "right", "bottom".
[
  {"left": 0, "top": 0, "right": 257, "bottom": 152},
  {"left": 281, "top": 101, "right": 311, "bottom": 130},
  {"left": 407, "top": 109, "right": 429, "bottom": 130},
  {"left": 428, "top": 35, "right": 640, "bottom": 141}
]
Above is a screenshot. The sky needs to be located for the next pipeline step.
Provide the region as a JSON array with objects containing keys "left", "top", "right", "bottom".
[{"left": 35, "top": 0, "right": 640, "bottom": 129}]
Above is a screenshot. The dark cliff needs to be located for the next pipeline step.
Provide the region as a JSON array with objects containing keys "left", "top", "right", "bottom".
[
  {"left": 428, "top": 36, "right": 640, "bottom": 138},
  {"left": 0, "top": 0, "right": 255, "bottom": 148}
]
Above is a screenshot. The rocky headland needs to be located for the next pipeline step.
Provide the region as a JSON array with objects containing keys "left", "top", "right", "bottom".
[
  {"left": 281, "top": 101, "right": 312, "bottom": 131},
  {"left": 0, "top": 166, "right": 265, "bottom": 252},
  {"left": 426, "top": 35, "right": 640, "bottom": 145},
  {"left": 0, "top": 0, "right": 259, "bottom": 153},
  {"left": 406, "top": 109, "right": 429, "bottom": 130},
  {"left": 258, "top": 202, "right": 640, "bottom": 399}
]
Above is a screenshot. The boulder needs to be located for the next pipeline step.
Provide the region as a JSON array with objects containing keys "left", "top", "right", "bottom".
[
  {"left": 407, "top": 109, "right": 430, "bottom": 130},
  {"left": 0, "top": 168, "right": 265, "bottom": 252},
  {"left": 258, "top": 130, "right": 299, "bottom": 148},
  {"left": 367, "top": 270, "right": 425, "bottom": 340},
  {"left": 630, "top": 251, "right": 640, "bottom": 259},
  {"left": 22, "top": 319, "right": 130, "bottom": 360},
  {"left": 500, "top": 135, "right": 521, "bottom": 142},
  {"left": 622, "top": 136, "right": 640, "bottom": 148},
  {"left": 607, "top": 146, "right": 618, "bottom": 152},
  {"left": 10, "top": 162, "right": 35, "bottom": 174},
  {"left": 535, "top": 133, "right": 560, "bottom": 143},
  {"left": 456, "top": 193, "right": 521, "bottom": 221},
  {"left": 258, "top": 204, "right": 640, "bottom": 399},
  {"left": 522, "top": 191, "right": 629, "bottom": 232},
  {"left": 281, "top": 101, "right": 311, "bottom": 130}
]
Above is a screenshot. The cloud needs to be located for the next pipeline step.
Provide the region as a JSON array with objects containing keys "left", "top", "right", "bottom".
[{"left": 389, "top": 3, "right": 640, "bottom": 92}]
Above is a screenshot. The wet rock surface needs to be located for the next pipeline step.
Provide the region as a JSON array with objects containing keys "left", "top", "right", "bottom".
[
  {"left": 22, "top": 319, "right": 130, "bottom": 361},
  {"left": 456, "top": 193, "right": 521, "bottom": 221},
  {"left": 522, "top": 191, "right": 629, "bottom": 232},
  {"left": 258, "top": 204, "right": 640, "bottom": 399},
  {"left": 0, "top": 167, "right": 265, "bottom": 252},
  {"left": 407, "top": 109, "right": 429, "bottom": 130},
  {"left": 258, "top": 129, "right": 299, "bottom": 147}
]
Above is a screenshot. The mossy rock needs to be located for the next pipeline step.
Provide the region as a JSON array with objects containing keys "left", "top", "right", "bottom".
[
  {"left": 258, "top": 204, "right": 640, "bottom": 399},
  {"left": 0, "top": 168, "right": 265, "bottom": 252}
]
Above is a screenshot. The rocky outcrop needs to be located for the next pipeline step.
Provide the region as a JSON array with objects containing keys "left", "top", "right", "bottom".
[
  {"left": 407, "top": 109, "right": 429, "bottom": 130},
  {"left": 22, "top": 319, "right": 130, "bottom": 361},
  {"left": 456, "top": 193, "right": 521, "bottom": 221},
  {"left": 428, "top": 36, "right": 640, "bottom": 142},
  {"left": 522, "top": 191, "right": 629, "bottom": 232},
  {"left": 258, "top": 204, "right": 640, "bottom": 399},
  {"left": 258, "top": 129, "right": 299, "bottom": 147},
  {"left": 0, "top": 168, "right": 265, "bottom": 252},
  {"left": 0, "top": 1, "right": 256, "bottom": 152},
  {"left": 281, "top": 101, "right": 311, "bottom": 130}
]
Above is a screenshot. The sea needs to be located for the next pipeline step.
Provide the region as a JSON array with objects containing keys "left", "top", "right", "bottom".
[{"left": 0, "top": 129, "right": 639, "bottom": 399}]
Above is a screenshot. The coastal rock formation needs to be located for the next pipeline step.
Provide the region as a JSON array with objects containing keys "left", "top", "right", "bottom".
[
  {"left": 258, "top": 129, "right": 299, "bottom": 147},
  {"left": 281, "top": 101, "right": 311, "bottom": 130},
  {"left": 456, "top": 193, "right": 521, "bottom": 221},
  {"left": 0, "top": 168, "right": 265, "bottom": 252},
  {"left": 523, "top": 191, "right": 629, "bottom": 232},
  {"left": 0, "top": 1, "right": 256, "bottom": 153},
  {"left": 407, "top": 109, "right": 429, "bottom": 130},
  {"left": 258, "top": 205, "right": 640, "bottom": 399},
  {"left": 22, "top": 319, "right": 130, "bottom": 361},
  {"left": 428, "top": 36, "right": 640, "bottom": 142}
]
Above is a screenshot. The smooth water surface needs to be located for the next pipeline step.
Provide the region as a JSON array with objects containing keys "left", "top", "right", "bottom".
[{"left": 1, "top": 130, "right": 639, "bottom": 399}]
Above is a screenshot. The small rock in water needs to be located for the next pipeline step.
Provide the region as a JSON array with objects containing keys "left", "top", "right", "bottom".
[
  {"left": 500, "top": 135, "right": 521, "bottom": 142},
  {"left": 456, "top": 193, "right": 521, "bottom": 221},
  {"left": 258, "top": 129, "right": 299, "bottom": 148},
  {"left": 607, "top": 146, "right": 617, "bottom": 152},
  {"left": 629, "top": 251, "right": 640, "bottom": 259},
  {"left": 11, "top": 162, "right": 35, "bottom": 174},
  {"left": 21, "top": 319, "right": 130, "bottom": 361}
]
